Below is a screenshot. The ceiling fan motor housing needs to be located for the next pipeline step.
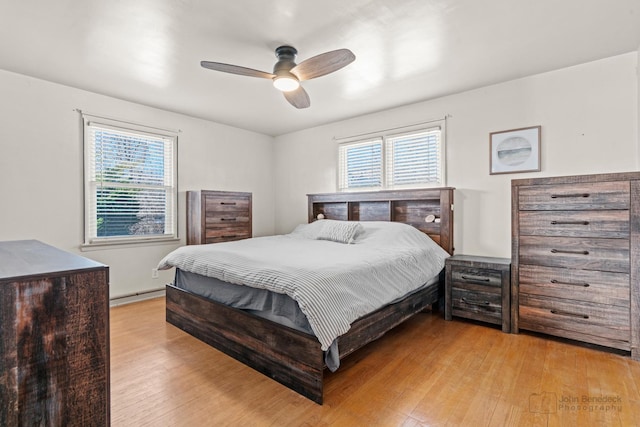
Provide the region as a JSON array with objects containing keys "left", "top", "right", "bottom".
[{"left": 273, "top": 45, "right": 298, "bottom": 77}]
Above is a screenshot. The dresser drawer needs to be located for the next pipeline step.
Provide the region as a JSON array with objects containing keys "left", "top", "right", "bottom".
[
  {"left": 519, "top": 294, "right": 630, "bottom": 350},
  {"left": 518, "top": 264, "right": 630, "bottom": 307},
  {"left": 205, "top": 234, "right": 250, "bottom": 244},
  {"left": 519, "top": 235, "right": 629, "bottom": 272},
  {"left": 205, "top": 215, "right": 251, "bottom": 226},
  {"left": 451, "top": 266, "right": 503, "bottom": 289},
  {"left": 518, "top": 210, "right": 629, "bottom": 239},
  {"left": 451, "top": 287, "right": 503, "bottom": 324},
  {"left": 205, "top": 236, "right": 247, "bottom": 244},
  {"left": 205, "top": 226, "right": 250, "bottom": 241},
  {"left": 518, "top": 181, "right": 629, "bottom": 211},
  {"left": 204, "top": 195, "right": 251, "bottom": 213}
]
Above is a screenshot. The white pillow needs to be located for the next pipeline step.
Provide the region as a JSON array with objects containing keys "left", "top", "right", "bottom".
[
  {"left": 315, "top": 220, "right": 363, "bottom": 244},
  {"left": 289, "top": 220, "right": 363, "bottom": 244}
]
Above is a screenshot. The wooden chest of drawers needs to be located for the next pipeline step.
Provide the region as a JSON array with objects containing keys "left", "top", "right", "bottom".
[
  {"left": 0, "top": 240, "right": 110, "bottom": 425},
  {"left": 445, "top": 255, "right": 511, "bottom": 332},
  {"left": 187, "top": 190, "right": 252, "bottom": 245},
  {"left": 512, "top": 173, "right": 640, "bottom": 360}
]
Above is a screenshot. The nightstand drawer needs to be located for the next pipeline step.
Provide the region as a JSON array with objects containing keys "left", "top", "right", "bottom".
[
  {"left": 451, "top": 287, "right": 502, "bottom": 324},
  {"left": 451, "top": 267, "right": 503, "bottom": 288}
]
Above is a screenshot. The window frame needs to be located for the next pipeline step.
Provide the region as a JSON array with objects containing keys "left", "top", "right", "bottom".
[
  {"left": 337, "top": 120, "right": 446, "bottom": 192},
  {"left": 82, "top": 113, "right": 178, "bottom": 247}
]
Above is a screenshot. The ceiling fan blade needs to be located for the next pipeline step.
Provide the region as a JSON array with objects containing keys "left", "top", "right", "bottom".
[
  {"left": 200, "top": 61, "right": 274, "bottom": 79},
  {"left": 283, "top": 86, "right": 310, "bottom": 109},
  {"left": 290, "top": 49, "right": 355, "bottom": 81}
]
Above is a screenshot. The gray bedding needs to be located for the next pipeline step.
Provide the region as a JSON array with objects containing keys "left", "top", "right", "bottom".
[{"left": 174, "top": 268, "right": 313, "bottom": 333}]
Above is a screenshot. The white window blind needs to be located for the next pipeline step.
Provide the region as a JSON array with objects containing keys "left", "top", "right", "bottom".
[
  {"left": 386, "top": 128, "right": 441, "bottom": 187},
  {"left": 83, "top": 116, "right": 177, "bottom": 245},
  {"left": 338, "top": 138, "right": 383, "bottom": 191},
  {"left": 338, "top": 121, "right": 445, "bottom": 191}
]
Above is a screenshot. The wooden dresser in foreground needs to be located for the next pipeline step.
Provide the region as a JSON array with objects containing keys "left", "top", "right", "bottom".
[
  {"left": 445, "top": 255, "right": 511, "bottom": 332},
  {"left": 512, "top": 172, "right": 639, "bottom": 360},
  {"left": 186, "top": 190, "right": 252, "bottom": 245},
  {"left": 0, "top": 240, "right": 110, "bottom": 426}
]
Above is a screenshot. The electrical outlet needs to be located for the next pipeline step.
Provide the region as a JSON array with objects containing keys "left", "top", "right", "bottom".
[{"left": 151, "top": 268, "right": 159, "bottom": 279}]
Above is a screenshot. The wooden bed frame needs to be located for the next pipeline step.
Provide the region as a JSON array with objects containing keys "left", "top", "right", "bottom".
[{"left": 166, "top": 188, "right": 455, "bottom": 404}]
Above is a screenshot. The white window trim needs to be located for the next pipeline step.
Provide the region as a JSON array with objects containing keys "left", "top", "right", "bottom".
[
  {"left": 81, "top": 112, "right": 179, "bottom": 247},
  {"left": 336, "top": 119, "right": 446, "bottom": 192}
]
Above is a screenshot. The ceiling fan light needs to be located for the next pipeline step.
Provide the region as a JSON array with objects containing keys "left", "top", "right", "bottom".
[{"left": 273, "top": 76, "right": 300, "bottom": 92}]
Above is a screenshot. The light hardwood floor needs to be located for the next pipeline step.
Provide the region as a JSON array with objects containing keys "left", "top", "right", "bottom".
[{"left": 110, "top": 297, "right": 640, "bottom": 426}]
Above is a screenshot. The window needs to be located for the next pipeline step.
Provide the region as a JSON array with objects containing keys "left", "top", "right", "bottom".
[
  {"left": 83, "top": 114, "right": 177, "bottom": 245},
  {"left": 338, "top": 121, "right": 445, "bottom": 191},
  {"left": 338, "top": 138, "right": 383, "bottom": 190}
]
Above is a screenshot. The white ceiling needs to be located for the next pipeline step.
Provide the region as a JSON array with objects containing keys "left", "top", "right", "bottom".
[{"left": 1, "top": 0, "right": 639, "bottom": 136}]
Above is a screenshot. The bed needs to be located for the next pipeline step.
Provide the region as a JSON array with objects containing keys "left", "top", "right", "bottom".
[{"left": 161, "top": 188, "right": 454, "bottom": 404}]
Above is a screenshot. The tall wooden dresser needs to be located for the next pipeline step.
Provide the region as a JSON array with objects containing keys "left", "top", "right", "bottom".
[
  {"left": 186, "top": 190, "right": 252, "bottom": 245},
  {"left": 0, "top": 240, "right": 110, "bottom": 426},
  {"left": 511, "top": 172, "right": 639, "bottom": 360}
]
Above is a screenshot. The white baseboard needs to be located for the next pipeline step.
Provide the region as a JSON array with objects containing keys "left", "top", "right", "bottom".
[{"left": 110, "top": 288, "right": 166, "bottom": 307}]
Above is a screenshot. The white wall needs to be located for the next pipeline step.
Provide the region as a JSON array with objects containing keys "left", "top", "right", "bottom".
[
  {"left": 1, "top": 51, "right": 637, "bottom": 299},
  {"left": 273, "top": 52, "right": 638, "bottom": 258},
  {"left": 0, "top": 70, "right": 275, "bottom": 299}
]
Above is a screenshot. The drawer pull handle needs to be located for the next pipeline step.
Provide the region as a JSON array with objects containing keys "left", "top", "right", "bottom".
[
  {"left": 550, "top": 249, "right": 589, "bottom": 255},
  {"left": 461, "top": 275, "right": 490, "bottom": 282},
  {"left": 550, "top": 309, "right": 589, "bottom": 319},
  {"left": 461, "top": 297, "right": 491, "bottom": 307},
  {"left": 550, "top": 220, "right": 589, "bottom": 226},
  {"left": 222, "top": 235, "right": 238, "bottom": 238},
  {"left": 550, "top": 279, "right": 590, "bottom": 288},
  {"left": 550, "top": 193, "right": 590, "bottom": 199},
  {"left": 221, "top": 217, "right": 237, "bottom": 221},
  {"left": 220, "top": 202, "right": 237, "bottom": 205}
]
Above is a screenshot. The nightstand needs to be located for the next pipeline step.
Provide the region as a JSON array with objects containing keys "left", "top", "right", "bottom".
[{"left": 445, "top": 255, "right": 511, "bottom": 332}]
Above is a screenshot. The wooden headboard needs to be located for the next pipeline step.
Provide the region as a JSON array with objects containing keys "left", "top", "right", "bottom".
[{"left": 307, "top": 188, "right": 455, "bottom": 255}]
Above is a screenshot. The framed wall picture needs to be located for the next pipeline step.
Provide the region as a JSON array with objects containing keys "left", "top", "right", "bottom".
[{"left": 489, "top": 126, "right": 541, "bottom": 175}]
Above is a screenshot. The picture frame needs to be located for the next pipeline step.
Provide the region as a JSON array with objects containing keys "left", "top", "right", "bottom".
[{"left": 489, "top": 126, "right": 541, "bottom": 175}]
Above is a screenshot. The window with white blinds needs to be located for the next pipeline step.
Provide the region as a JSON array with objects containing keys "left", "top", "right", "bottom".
[
  {"left": 83, "top": 115, "right": 177, "bottom": 245},
  {"left": 338, "top": 138, "right": 383, "bottom": 190},
  {"left": 338, "top": 122, "right": 444, "bottom": 191},
  {"left": 386, "top": 128, "right": 441, "bottom": 186}
]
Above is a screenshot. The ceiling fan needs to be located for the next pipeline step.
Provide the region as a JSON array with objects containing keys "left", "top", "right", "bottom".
[{"left": 201, "top": 45, "right": 356, "bottom": 109}]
